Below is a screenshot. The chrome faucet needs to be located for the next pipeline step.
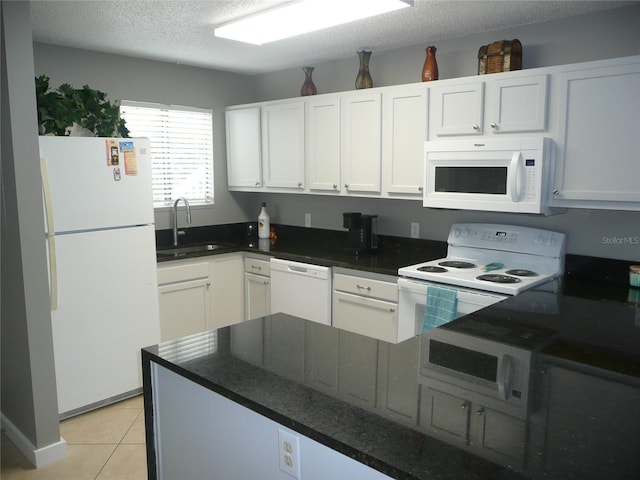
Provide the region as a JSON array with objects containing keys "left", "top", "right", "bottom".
[{"left": 172, "top": 197, "right": 192, "bottom": 246}]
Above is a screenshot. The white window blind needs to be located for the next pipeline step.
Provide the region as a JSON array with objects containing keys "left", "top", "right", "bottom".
[{"left": 120, "top": 101, "right": 214, "bottom": 206}]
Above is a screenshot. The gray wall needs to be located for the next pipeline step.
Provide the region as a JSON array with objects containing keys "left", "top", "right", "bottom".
[
  {"left": 33, "top": 43, "right": 257, "bottom": 230},
  {"left": 1, "top": 0, "right": 61, "bottom": 452},
  {"left": 32, "top": 4, "right": 640, "bottom": 262}
]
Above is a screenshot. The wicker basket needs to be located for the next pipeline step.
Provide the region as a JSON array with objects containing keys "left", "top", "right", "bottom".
[{"left": 478, "top": 39, "right": 522, "bottom": 74}]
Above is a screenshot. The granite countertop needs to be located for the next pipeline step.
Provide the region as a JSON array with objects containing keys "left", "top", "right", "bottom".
[{"left": 147, "top": 223, "right": 640, "bottom": 479}]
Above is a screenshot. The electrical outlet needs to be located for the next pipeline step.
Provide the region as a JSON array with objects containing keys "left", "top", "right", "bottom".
[
  {"left": 411, "top": 222, "right": 420, "bottom": 239},
  {"left": 305, "top": 213, "right": 311, "bottom": 227},
  {"left": 278, "top": 429, "right": 301, "bottom": 479}
]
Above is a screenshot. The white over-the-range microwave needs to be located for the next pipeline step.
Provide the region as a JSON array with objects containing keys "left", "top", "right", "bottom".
[{"left": 423, "top": 137, "right": 563, "bottom": 215}]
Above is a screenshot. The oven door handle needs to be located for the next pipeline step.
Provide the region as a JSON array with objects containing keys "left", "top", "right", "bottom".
[
  {"left": 497, "top": 354, "right": 514, "bottom": 400},
  {"left": 508, "top": 151, "right": 524, "bottom": 202}
]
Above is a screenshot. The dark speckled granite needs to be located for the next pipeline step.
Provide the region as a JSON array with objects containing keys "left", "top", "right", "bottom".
[
  {"left": 143, "top": 283, "right": 640, "bottom": 479},
  {"left": 148, "top": 223, "right": 640, "bottom": 479}
]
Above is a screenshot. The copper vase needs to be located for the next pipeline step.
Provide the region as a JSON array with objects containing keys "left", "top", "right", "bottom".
[
  {"left": 300, "top": 66, "right": 317, "bottom": 96},
  {"left": 422, "top": 46, "right": 439, "bottom": 82},
  {"left": 355, "top": 50, "right": 373, "bottom": 89}
]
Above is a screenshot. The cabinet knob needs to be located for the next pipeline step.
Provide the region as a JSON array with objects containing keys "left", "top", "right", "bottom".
[
  {"left": 255, "top": 181, "right": 260, "bottom": 186},
  {"left": 333, "top": 184, "right": 338, "bottom": 189},
  {"left": 472, "top": 124, "right": 480, "bottom": 130},
  {"left": 418, "top": 186, "right": 423, "bottom": 192},
  {"left": 490, "top": 122, "right": 498, "bottom": 129},
  {"left": 344, "top": 184, "right": 349, "bottom": 189},
  {"left": 553, "top": 189, "right": 560, "bottom": 196},
  {"left": 477, "top": 407, "right": 485, "bottom": 416},
  {"left": 389, "top": 308, "right": 396, "bottom": 313},
  {"left": 461, "top": 403, "right": 467, "bottom": 409},
  {"left": 264, "top": 280, "right": 269, "bottom": 285},
  {"left": 298, "top": 182, "right": 303, "bottom": 187},
  {"left": 206, "top": 282, "right": 211, "bottom": 287}
]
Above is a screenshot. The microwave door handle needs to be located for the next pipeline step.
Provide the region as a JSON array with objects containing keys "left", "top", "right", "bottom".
[
  {"left": 508, "top": 151, "right": 524, "bottom": 202},
  {"left": 497, "top": 354, "right": 514, "bottom": 400}
]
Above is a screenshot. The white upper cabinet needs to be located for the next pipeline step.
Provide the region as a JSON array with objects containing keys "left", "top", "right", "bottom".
[
  {"left": 551, "top": 58, "right": 640, "bottom": 209},
  {"left": 430, "top": 74, "right": 548, "bottom": 137},
  {"left": 485, "top": 74, "right": 548, "bottom": 133},
  {"left": 225, "top": 106, "right": 261, "bottom": 189},
  {"left": 261, "top": 100, "right": 305, "bottom": 190},
  {"left": 306, "top": 96, "right": 341, "bottom": 193},
  {"left": 341, "top": 91, "right": 382, "bottom": 194},
  {"left": 430, "top": 82, "right": 484, "bottom": 136},
  {"left": 381, "top": 85, "right": 428, "bottom": 197}
]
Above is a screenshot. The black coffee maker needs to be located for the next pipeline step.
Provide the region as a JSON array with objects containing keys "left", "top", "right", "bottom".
[{"left": 343, "top": 212, "right": 378, "bottom": 255}]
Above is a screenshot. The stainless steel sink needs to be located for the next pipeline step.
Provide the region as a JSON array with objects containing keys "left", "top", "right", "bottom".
[{"left": 157, "top": 243, "right": 230, "bottom": 257}]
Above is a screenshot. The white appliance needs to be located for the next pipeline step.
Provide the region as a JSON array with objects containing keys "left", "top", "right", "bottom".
[
  {"left": 397, "top": 223, "right": 565, "bottom": 334},
  {"left": 270, "top": 258, "right": 332, "bottom": 325},
  {"left": 423, "top": 137, "right": 561, "bottom": 215},
  {"left": 40, "top": 136, "right": 160, "bottom": 418}
]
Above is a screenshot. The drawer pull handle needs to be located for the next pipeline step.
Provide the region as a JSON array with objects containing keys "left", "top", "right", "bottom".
[
  {"left": 251, "top": 264, "right": 262, "bottom": 271},
  {"left": 356, "top": 284, "right": 371, "bottom": 292}
]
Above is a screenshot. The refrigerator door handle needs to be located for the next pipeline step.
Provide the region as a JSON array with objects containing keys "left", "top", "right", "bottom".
[{"left": 40, "top": 156, "right": 58, "bottom": 310}]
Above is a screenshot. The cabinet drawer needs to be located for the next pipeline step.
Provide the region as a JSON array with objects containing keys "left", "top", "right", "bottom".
[
  {"left": 157, "top": 261, "right": 209, "bottom": 285},
  {"left": 244, "top": 257, "right": 271, "bottom": 276},
  {"left": 333, "top": 273, "right": 397, "bottom": 302},
  {"left": 333, "top": 291, "right": 398, "bottom": 342}
]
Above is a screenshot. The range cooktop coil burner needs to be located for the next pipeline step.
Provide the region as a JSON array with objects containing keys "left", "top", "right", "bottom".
[
  {"left": 505, "top": 269, "right": 539, "bottom": 277},
  {"left": 418, "top": 266, "right": 449, "bottom": 273},
  {"left": 477, "top": 274, "right": 522, "bottom": 284},
  {"left": 438, "top": 261, "right": 476, "bottom": 269}
]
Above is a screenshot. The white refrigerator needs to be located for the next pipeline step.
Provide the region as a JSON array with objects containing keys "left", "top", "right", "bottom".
[{"left": 39, "top": 136, "right": 160, "bottom": 418}]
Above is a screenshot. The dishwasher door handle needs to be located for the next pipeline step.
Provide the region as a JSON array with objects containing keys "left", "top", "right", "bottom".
[{"left": 287, "top": 265, "right": 309, "bottom": 274}]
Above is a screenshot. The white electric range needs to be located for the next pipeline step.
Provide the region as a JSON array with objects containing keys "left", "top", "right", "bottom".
[{"left": 397, "top": 223, "right": 566, "bottom": 330}]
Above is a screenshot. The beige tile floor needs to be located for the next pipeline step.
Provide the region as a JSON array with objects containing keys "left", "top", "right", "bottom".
[{"left": 1, "top": 396, "right": 147, "bottom": 480}]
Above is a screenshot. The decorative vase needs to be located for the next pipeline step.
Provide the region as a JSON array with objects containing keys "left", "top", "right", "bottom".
[
  {"left": 355, "top": 50, "right": 373, "bottom": 89},
  {"left": 421, "top": 46, "right": 439, "bottom": 82},
  {"left": 300, "top": 66, "right": 317, "bottom": 96}
]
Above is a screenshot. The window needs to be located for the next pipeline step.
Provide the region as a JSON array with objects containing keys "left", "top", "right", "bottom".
[{"left": 120, "top": 101, "right": 214, "bottom": 207}]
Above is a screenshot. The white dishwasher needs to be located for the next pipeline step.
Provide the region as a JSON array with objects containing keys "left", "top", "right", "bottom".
[{"left": 270, "top": 258, "right": 332, "bottom": 325}]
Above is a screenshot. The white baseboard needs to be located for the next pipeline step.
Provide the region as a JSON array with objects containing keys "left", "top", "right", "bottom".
[{"left": 1, "top": 413, "right": 67, "bottom": 468}]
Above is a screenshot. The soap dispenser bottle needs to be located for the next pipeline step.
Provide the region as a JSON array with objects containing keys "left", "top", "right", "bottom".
[{"left": 258, "top": 202, "right": 270, "bottom": 239}]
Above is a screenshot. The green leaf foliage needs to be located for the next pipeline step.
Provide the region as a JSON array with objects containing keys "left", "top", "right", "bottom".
[{"left": 35, "top": 75, "right": 129, "bottom": 137}]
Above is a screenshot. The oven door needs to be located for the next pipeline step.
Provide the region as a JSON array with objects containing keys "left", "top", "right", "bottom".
[
  {"left": 397, "top": 277, "right": 506, "bottom": 335},
  {"left": 419, "top": 328, "right": 532, "bottom": 419},
  {"left": 423, "top": 137, "right": 549, "bottom": 213}
]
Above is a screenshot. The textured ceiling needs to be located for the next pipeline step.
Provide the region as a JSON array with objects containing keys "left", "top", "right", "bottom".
[{"left": 30, "top": 0, "right": 635, "bottom": 75}]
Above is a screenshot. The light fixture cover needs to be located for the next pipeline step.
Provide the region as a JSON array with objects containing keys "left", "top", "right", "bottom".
[{"left": 214, "top": 0, "right": 412, "bottom": 45}]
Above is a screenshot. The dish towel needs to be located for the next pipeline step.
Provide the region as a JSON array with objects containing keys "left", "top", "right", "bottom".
[{"left": 423, "top": 286, "right": 458, "bottom": 332}]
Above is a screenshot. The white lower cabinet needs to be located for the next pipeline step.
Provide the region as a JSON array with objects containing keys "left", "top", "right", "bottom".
[
  {"left": 419, "top": 385, "right": 525, "bottom": 470},
  {"left": 157, "top": 253, "right": 244, "bottom": 340},
  {"left": 208, "top": 253, "right": 244, "bottom": 330},
  {"left": 157, "top": 260, "right": 210, "bottom": 341},
  {"left": 244, "top": 255, "right": 271, "bottom": 321}
]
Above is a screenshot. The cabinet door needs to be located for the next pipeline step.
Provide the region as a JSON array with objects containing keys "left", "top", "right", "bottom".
[
  {"left": 158, "top": 279, "right": 209, "bottom": 341},
  {"left": 208, "top": 254, "right": 244, "bottom": 330},
  {"left": 306, "top": 96, "right": 341, "bottom": 193},
  {"left": 485, "top": 74, "right": 548, "bottom": 133},
  {"left": 244, "top": 272, "right": 270, "bottom": 321},
  {"left": 261, "top": 101, "right": 305, "bottom": 189},
  {"left": 382, "top": 87, "right": 428, "bottom": 197},
  {"left": 225, "top": 106, "right": 262, "bottom": 189},
  {"left": 430, "top": 82, "right": 484, "bottom": 137},
  {"left": 304, "top": 322, "right": 339, "bottom": 395},
  {"left": 337, "top": 331, "right": 378, "bottom": 410},
  {"left": 469, "top": 405, "right": 526, "bottom": 468},
  {"left": 553, "top": 62, "right": 640, "bottom": 208},
  {"left": 377, "top": 337, "right": 419, "bottom": 425},
  {"left": 419, "top": 385, "right": 470, "bottom": 445},
  {"left": 341, "top": 92, "right": 382, "bottom": 193}
]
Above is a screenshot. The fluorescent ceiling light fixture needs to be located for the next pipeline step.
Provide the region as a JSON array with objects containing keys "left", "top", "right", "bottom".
[{"left": 214, "top": 0, "right": 412, "bottom": 45}]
